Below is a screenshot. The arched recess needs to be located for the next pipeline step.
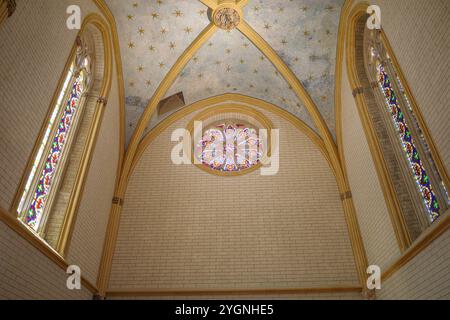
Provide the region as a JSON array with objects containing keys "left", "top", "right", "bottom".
[
  {"left": 97, "top": 93, "right": 369, "bottom": 296},
  {"left": 10, "top": 13, "right": 113, "bottom": 257},
  {"left": 344, "top": 3, "right": 449, "bottom": 252},
  {"left": 116, "top": 1, "right": 343, "bottom": 220},
  {"left": 345, "top": 4, "right": 411, "bottom": 251},
  {"left": 97, "top": 0, "right": 368, "bottom": 295},
  {"left": 106, "top": 94, "right": 362, "bottom": 296}
]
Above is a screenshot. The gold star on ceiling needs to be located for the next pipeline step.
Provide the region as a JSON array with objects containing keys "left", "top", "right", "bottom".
[
  {"left": 138, "top": 27, "right": 145, "bottom": 35},
  {"left": 184, "top": 27, "right": 192, "bottom": 34},
  {"left": 151, "top": 12, "right": 159, "bottom": 19},
  {"left": 173, "top": 10, "right": 183, "bottom": 17},
  {"left": 128, "top": 42, "right": 135, "bottom": 49}
]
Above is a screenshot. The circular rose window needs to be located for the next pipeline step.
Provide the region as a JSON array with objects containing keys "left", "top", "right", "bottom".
[{"left": 194, "top": 121, "right": 264, "bottom": 173}]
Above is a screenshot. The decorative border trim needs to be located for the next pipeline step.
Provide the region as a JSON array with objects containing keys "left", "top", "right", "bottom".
[{"left": 106, "top": 286, "right": 362, "bottom": 298}]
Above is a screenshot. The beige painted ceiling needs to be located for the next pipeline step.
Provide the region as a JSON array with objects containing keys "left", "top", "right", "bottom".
[{"left": 105, "top": 0, "right": 345, "bottom": 145}]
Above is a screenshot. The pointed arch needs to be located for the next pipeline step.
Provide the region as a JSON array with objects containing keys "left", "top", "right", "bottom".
[{"left": 10, "top": 13, "right": 113, "bottom": 256}]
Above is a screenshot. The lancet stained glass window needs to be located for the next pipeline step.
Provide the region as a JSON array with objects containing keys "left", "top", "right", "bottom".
[
  {"left": 23, "top": 72, "right": 85, "bottom": 231},
  {"left": 17, "top": 36, "right": 92, "bottom": 233},
  {"left": 195, "top": 122, "right": 264, "bottom": 173},
  {"left": 376, "top": 63, "right": 440, "bottom": 222}
]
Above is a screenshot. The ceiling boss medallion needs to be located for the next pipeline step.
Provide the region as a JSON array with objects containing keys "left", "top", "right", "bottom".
[{"left": 212, "top": 1, "right": 243, "bottom": 30}]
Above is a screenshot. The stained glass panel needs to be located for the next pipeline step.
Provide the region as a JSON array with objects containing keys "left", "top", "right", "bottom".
[
  {"left": 23, "top": 72, "right": 85, "bottom": 231},
  {"left": 195, "top": 123, "right": 263, "bottom": 173},
  {"left": 377, "top": 64, "right": 440, "bottom": 222}
]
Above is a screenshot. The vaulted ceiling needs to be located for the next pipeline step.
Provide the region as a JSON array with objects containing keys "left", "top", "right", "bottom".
[{"left": 105, "top": 0, "right": 344, "bottom": 146}]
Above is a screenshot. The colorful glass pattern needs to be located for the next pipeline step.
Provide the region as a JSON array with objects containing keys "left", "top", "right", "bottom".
[
  {"left": 377, "top": 64, "right": 440, "bottom": 221},
  {"left": 24, "top": 72, "right": 85, "bottom": 231},
  {"left": 195, "top": 123, "right": 263, "bottom": 173}
]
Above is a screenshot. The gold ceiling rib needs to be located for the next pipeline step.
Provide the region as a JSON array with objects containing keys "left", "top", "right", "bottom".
[
  {"left": 199, "top": 0, "right": 249, "bottom": 10},
  {"left": 198, "top": 0, "right": 218, "bottom": 10}
]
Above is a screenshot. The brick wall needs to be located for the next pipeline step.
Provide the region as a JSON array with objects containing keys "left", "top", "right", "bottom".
[
  {"left": 108, "top": 105, "right": 360, "bottom": 296},
  {"left": 0, "top": 221, "right": 93, "bottom": 300},
  {"left": 378, "top": 226, "right": 450, "bottom": 300}
]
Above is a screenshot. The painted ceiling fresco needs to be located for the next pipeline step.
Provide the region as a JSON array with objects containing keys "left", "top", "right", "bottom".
[
  {"left": 105, "top": 0, "right": 344, "bottom": 145},
  {"left": 105, "top": 0, "right": 210, "bottom": 144},
  {"left": 244, "top": 0, "right": 344, "bottom": 137},
  {"left": 165, "top": 28, "right": 315, "bottom": 130}
]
